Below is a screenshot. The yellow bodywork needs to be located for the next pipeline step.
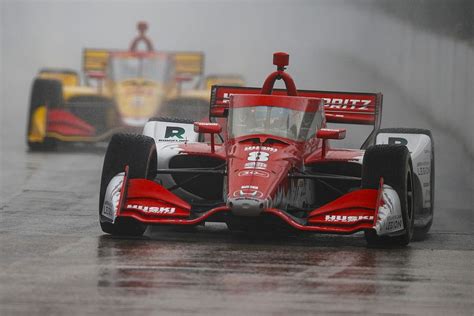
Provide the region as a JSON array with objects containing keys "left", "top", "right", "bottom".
[
  {"left": 39, "top": 72, "right": 79, "bottom": 86},
  {"left": 204, "top": 75, "right": 245, "bottom": 90},
  {"left": 62, "top": 85, "right": 108, "bottom": 101},
  {"left": 83, "top": 49, "right": 110, "bottom": 74},
  {"left": 28, "top": 106, "right": 47, "bottom": 142},
  {"left": 113, "top": 79, "right": 169, "bottom": 123},
  {"left": 174, "top": 53, "right": 204, "bottom": 76}
]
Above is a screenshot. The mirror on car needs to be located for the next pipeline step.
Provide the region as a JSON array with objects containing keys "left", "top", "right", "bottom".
[
  {"left": 316, "top": 128, "right": 346, "bottom": 140},
  {"left": 194, "top": 122, "right": 222, "bottom": 134}
]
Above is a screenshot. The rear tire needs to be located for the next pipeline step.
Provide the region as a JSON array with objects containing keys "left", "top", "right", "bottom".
[
  {"left": 26, "top": 78, "right": 63, "bottom": 151},
  {"left": 99, "top": 134, "right": 157, "bottom": 236},
  {"left": 362, "top": 145, "right": 415, "bottom": 246}
]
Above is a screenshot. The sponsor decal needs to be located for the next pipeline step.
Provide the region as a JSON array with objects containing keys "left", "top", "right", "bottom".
[
  {"left": 241, "top": 185, "right": 259, "bottom": 190},
  {"left": 238, "top": 170, "right": 270, "bottom": 178},
  {"left": 244, "top": 162, "right": 267, "bottom": 170},
  {"left": 247, "top": 151, "right": 270, "bottom": 162},
  {"left": 324, "top": 215, "right": 374, "bottom": 222},
  {"left": 102, "top": 174, "right": 124, "bottom": 223},
  {"left": 102, "top": 201, "right": 115, "bottom": 220},
  {"left": 233, "top": 189, "right": 263, "bottom": 198},
  {"left": 157, "top": 138, "right": 187, "bottom": 142},
  {"left": 244, "top": 146, "right": 278, "bottom": 153},
  {"left": 417, "top": 161, "right": 430, "bottom": 176},
  {"left": 375, "top": 185, "right": 404, "bottom": 235},
  {"left": 126, "top": 204, "right": 176, "bottom": 214},
  {"left": 222, "top": 92, "right": 232, "bottom": 102},
  {"left": 322, "top": 98, "right": 371, "bottom": 110},
  {"left": 417, "top": 166, "right": 430, "bottom": 175},
  {"left": 164, "top": 126, "right": 185, "bottom": 139},
  {"left": 385, "top": 215, "right": 403, "bottom": 231}
]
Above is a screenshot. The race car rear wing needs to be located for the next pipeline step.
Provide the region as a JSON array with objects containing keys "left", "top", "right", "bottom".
[
  {"left": 172, "top": 52, "right": 204, "bottom": 77},
  {"left": 204, "top": 75, "right": 245, "bottom": 90},
  {"left": 83, "top": 49, "right": 204, "bottom": 79},
  {"left": 209, "top": 86, "right": 383, "bottom": 148}
]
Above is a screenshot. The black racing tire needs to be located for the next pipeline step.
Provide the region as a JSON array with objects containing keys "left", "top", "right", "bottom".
[
  {"left": 376, "top": 128, "right": 434, "bottom": 240},
  {"left": 99, "top": 133, "right": 157, "bottom": 236},
  {"left": 26, "top": 78, "right": 63, "bottom": 151},
  {"left": 362, "top": 145, "right": 415, "bottom": 246}
]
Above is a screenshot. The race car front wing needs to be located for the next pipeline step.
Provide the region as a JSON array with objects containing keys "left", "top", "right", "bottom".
[{"left": 101, "top": 168, "right": 405, "bottom": 236}]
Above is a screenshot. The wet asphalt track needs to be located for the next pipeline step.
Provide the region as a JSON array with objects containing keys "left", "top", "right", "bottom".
[{"left": 0, "top": 134, "right": 473, "bottom": 315}]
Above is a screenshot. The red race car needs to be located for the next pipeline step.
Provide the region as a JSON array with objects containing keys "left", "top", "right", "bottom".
[{"left": 99, "top": 52, "right": 434, "bottom": 246}]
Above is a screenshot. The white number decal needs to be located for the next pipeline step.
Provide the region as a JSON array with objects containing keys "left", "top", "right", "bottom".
[{"left": 247, "top": 151, "right": 269, "bottom": 162}]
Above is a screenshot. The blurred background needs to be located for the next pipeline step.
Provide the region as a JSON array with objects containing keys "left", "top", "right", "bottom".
[{"left": 1, "top": 0, "right": 472, "bottom": 209}]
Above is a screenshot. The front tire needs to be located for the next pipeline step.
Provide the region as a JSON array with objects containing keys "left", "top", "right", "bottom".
[
  {"left": 26, "top": 78, "right": 63, "bottom": 151},
  {"left": 362, "top": 145, "right": 415, "bottom": 246},
  {"left": 99, "top": 134, "right": 157, "bottom": 236}
]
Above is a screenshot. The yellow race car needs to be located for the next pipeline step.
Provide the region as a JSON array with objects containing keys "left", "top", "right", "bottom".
[{"left": 27, "top": 22, "right": 244, "bottom": 150}]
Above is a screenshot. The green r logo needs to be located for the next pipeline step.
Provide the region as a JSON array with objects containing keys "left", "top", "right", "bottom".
[{"left": 165, "top": 126, "right": 185, "bottom": 139}]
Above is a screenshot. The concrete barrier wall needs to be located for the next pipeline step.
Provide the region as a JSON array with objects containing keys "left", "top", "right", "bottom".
[{"left": 354, "top": 4, "right": 473, "bottom": 157}]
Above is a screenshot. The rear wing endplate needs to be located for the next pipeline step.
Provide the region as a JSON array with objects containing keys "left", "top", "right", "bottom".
[
  {"left": 204, "top": 75, "right": 245, "bottom": 90},
  {"left": 83, "top": 49, "right": 110, "bottom": 80},
  {"left": 172, "top": 52, "right": 204, "bottom": 77}
]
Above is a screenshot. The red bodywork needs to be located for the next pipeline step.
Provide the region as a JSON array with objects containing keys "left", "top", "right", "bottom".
[
  {"left": 111, "top": 52, "right": 385, "bottom": 234},
  {"left": 47, "top": 109, "right": 96, "bottom": 137}
]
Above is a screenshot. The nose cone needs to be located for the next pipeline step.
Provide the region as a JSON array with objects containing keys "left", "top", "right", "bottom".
[
  {"left": 226, "top": 143, "right": 292, "bottom": 216},
  {"left": 228, "top": 194, "right": 267, "bottom": 216}
]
